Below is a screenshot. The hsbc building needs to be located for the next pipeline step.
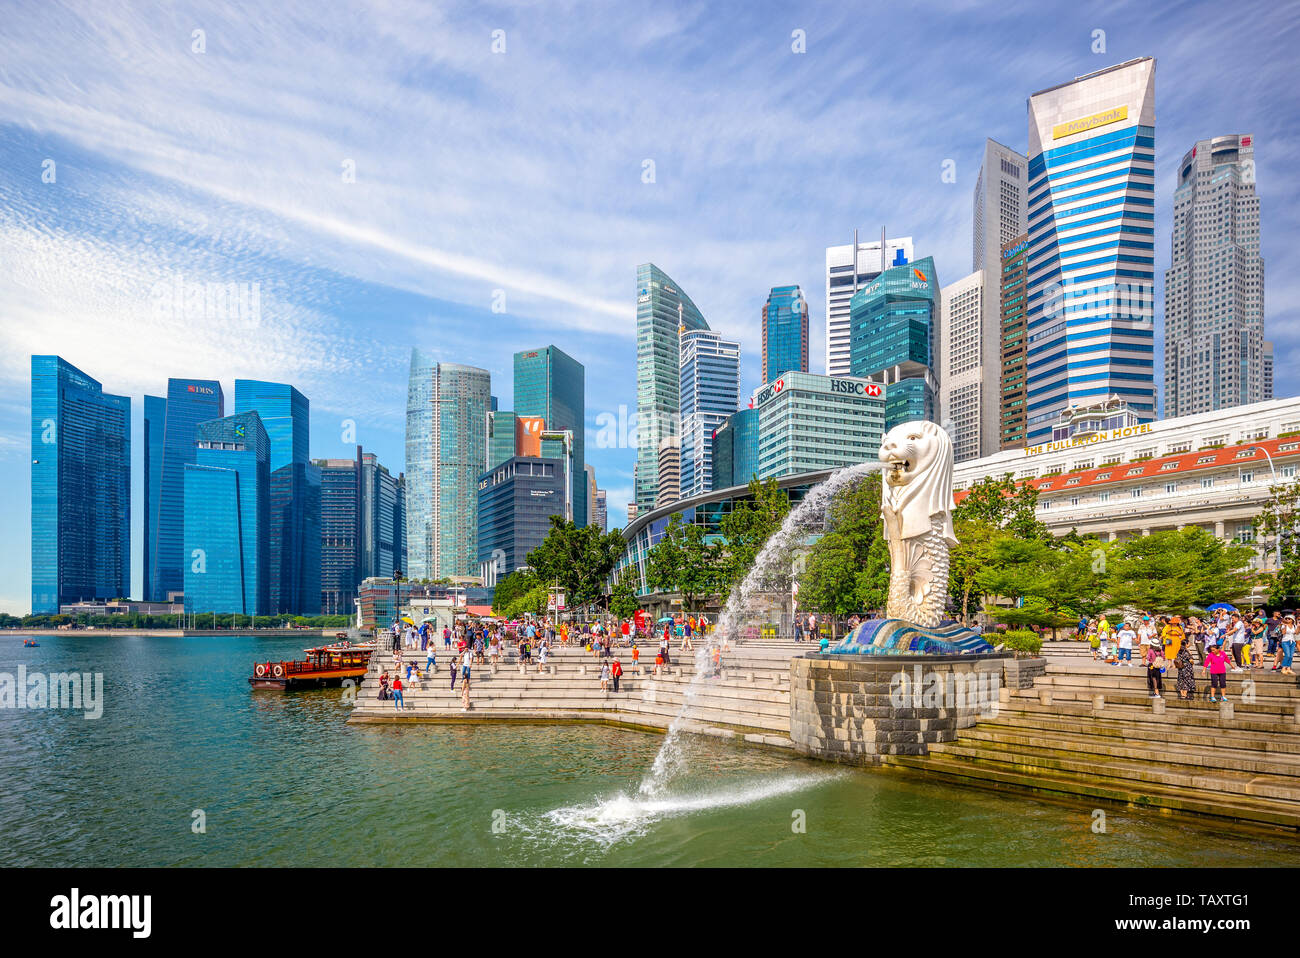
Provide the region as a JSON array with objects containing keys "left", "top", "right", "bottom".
[{"left": 754, "top": 371, "right": 886, "bottom": 479}]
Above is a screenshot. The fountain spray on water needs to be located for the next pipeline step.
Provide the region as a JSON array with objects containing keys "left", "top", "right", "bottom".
[{"left": 637, "top": 461, "right": 882, "bottom": 795}]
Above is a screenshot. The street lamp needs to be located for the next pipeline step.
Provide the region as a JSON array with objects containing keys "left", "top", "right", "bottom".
[{"left": 1246, "top": 446, "right": 1281, "bottom": 570}]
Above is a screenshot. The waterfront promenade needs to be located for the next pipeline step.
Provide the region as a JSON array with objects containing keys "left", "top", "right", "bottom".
[
  {"left": 350, "top": 640, "right": 799, "bottom": 749},
  {"left": 352, "top": 641, "right": 1300, "bottom": 831}
]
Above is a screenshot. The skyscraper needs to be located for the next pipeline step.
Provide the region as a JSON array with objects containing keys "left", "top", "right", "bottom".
[
  {"left": 754, "top": 372, "right": 886, "bottom": 479},
  {"left": 999, "top": 235, "right": 1031, "bottom": 449},
  {"left": 316, "top": 453, "right": 360, "bottom": 616},
  {"left": 636, "top": 263, "right": 709, "bottom": 512},
  {"left": 234, "top": 380, "right": 320, "bottom": 614},
  {"left": 938, "top": 270, "right": 985, "bottom": 462},
  {"left": 184, "top": 411, "right": 270, "bottom": 616},
  {"left": 1025, "top": 57, "right": 1157, "bottom": 445},
  {"left": 656, "top": 435, "right": 681, "bottom": 509},
  {"left": 970, "top": 139, "right": 1028, "bottom": 455},
  {"left": 593, "top": 488, "right": 608, "bottom": 532},
  {"left": 1165, "top": 133, "right": 1268, "bottom": 417},
  {"left": 825, "top": 234, "right": 913, "bottom": 377},
  {"left": 584, "top": 464, "right": 599, "bottom": 529},
  {"left": 405, "top": 351, "right": 491, "bottom": 580},
  {"left": 359, "top": 450, "right": 402, "bottom": 582},
  {"left": 762, "top": 285, "right": 809, "bottom": 383},
  {"left": 513, "top": 345, "right": 586, "bottom": 526},
  {"left": 487, "top": 409, "right": 518, "bottom": 470},
  {"left": 679, "top": 327, "right": 740, "bottom": 497},
  {"left": 711, "top": 406, "right": 760, "bottom": 490},
  {"left": 477, "top": 456, "right": 566, "bottom": 586},
  {"left": 848, "top": 256, "right": 940, "bottom": 428},
  {"left": 143, "top": 379, "right": 224, "bottom": 602},
  {"left": 30, "top": 356, "right": 131, "bottom": 613}
]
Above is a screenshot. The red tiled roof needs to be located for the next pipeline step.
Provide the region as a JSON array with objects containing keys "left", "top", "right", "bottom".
[{"left": 955, "top": 435, "right": 1300, "bottom": 502}]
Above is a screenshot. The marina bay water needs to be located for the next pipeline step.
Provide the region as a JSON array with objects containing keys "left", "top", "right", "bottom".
[{"left": 3, "top": 633, "right": 1298, "bottom": 867}]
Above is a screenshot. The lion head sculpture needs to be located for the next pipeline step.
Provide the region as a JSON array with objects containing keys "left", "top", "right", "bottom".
[{"left": 878, "top": 420, "right": 957, "bottom": 545}]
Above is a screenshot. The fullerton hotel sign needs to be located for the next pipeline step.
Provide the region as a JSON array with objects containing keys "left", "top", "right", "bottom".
[{"left": 1022, "top": 422, "right": 1154, "bottom": 457}]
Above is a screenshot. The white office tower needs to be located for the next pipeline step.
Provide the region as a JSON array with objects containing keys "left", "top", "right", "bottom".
[
  {"left": 824, "top": 234, "right": 914, "bottom": 376},
  {"left": 1165, "top": 133, "right": 1268, "bottom": 417},
  {"left": 1025, "top": 58, "right": 1158, "bottom": 446},
  {"left": 938, "top": 270, "right": 986, "bottom": 462},
  {"left": 656, "top": 435, "right": 681, "bottom": 509},
  {"left": 679, "top": 327, "right": 740, "bottom": 498},
  {"left": 971, "top": 139, "right": 1028, "bottom": 456}
]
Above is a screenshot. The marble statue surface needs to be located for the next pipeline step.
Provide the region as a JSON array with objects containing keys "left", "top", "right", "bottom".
[{"left": 877, "top": 420, "right": 959, "bottom": 629}]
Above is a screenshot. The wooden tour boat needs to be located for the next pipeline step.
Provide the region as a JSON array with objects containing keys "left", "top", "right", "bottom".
[{"left": 249, "top": 642, "right": 375, "bottom": 690}]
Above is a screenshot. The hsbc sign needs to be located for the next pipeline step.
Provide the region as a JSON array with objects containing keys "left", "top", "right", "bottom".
[
  {"left": 830, "top": 379, "right": 883, "bottom": 398},
  {"left": 754, "top": 378, "right": 785, "bottom": 406},
  {"left": 757, "top": 377, "right": 882, "bottom": 406}
]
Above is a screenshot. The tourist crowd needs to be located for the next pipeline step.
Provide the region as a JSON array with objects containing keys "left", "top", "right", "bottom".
[
  {"left": 373, "top": 612, "right": 728, "bottom": 711},
  {"left": 1079, "top": 607, "right": 1297, "bottom": 702}
]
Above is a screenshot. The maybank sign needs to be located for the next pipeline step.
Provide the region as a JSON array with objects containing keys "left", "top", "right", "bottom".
[{"left": 1052, "top": 105, "right": 1128, "bottom": 140}]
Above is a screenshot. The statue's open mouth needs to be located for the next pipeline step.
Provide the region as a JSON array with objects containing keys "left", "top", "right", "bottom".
[{"left": 886, "top": 457, "right": 910, "bottom": 481}]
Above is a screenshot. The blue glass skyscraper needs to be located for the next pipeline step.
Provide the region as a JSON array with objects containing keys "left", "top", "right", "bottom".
[
  {"left": 184, "top": 412, "right": 270, "bottom": 616},
  {"left": 635, "top": 264, "right": 709, "bottom": 513},
  {"left": 848, "top": 256, "right": 940, "bottom": 428},
  {"left": 761, "top": 285, "right": 809, "bottom": 384},
  {"left": 679, "top": 328, "right": 740, "bottom": 496},
  {"left": 30, "top": 356, "right": 131, "bottom": 613},
  {"left": 710, "top": 406, "right": 759, "bottom": 490},
  {"left": 513, "top": 346, "right": 586, "bottom": 526},
  {"left": 234, "top": 380, "right": 320, "bottom": 613},
  {"left": 143, "top": 379, "right": 224, "bottom": 602},
  {"left": 1024, "top": 58, "right": 1157, "bottom": 445},
  {"left": 405, "top": 352, "right": 491, "bottom": 579}
]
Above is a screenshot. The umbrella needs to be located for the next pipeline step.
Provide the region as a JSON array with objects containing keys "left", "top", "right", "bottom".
[
  {"left": 400, "top": 615, "right": 415, "bottom": 625},
  {"left": 1205, "top": 603, "right": 1236, "bottom": 612},
  {"left": 656, "top": 616, "right": 675, "bottom": 623}
]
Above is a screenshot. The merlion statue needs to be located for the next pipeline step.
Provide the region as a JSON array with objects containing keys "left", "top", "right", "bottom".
[{"left": 878, "top": 421, "right": 958, "bottom": 628}]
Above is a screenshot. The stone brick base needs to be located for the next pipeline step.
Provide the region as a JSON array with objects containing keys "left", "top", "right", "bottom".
[{"left": 789, "top": 652, "right": 1032, "bottom": 765}]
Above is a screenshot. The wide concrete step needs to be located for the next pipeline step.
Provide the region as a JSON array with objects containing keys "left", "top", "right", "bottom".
[
  {"left": 951, "top": 726, "right": 1300, "bottom": 779},
  {"left": 984, "top": 707, "right": 1300, "bottom": 755},
  {"left": 1017, "top": 687, "right": 1300, "bottom": 716},
  {"left": 930, "top": 738, "right": 1300, "bottom": 802},
  {"left": 997, "top": 699, "right": 1300, "bottom": 737},
  {"left": 884, "top": 753, "right": 1300, "bottom": 831}
]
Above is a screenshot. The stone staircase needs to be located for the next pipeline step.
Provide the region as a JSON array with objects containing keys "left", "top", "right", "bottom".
[
  {"left": 348, "top": 641, "right": 802, "bottom": 749},
  {"left": 1041, "top": 639, "right": 1092, "bottom": 658},
  {"left": 885, "top": 660, "right": 1300, "bottom": 830}
]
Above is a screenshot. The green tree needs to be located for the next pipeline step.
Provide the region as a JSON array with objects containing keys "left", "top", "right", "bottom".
[
  {"left": 800, "top": 476, "right": 889, "bottom": 618},
  {"left": 717, "top": 477, "right": 791, "bottom": 595},
  {"left": 609, "top": 569, "right": 641, "bottom": 620},
  {"left": 954, "top": 473, "right": 1050, "bottom": 541},
  {"left": 1255, "top": 480, "right": 1300, "bottom": 605},
  {"left": 1105, "top": 526, "right": 1257, "bottom": 614},
  {"left": 525, "top": 517, "right": 626, "bottom": 611},
  {"left": 645, "top": 514, "right": 721, "bottom": 614},
  {"left": 504, "top": 585, "right": 548, "bottom": 619},
  {"left": 492, "top": 570, "right": 539, "bottom": 615}
]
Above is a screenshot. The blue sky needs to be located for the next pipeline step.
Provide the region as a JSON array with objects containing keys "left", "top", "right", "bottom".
[{"left": 1, "top": 0, "right": 1297, "bottom": 614}]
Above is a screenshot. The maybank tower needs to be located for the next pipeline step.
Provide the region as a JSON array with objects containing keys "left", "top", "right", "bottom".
[{"left": 1024, "top": 58, "right": 1157, "bottom": 446}]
